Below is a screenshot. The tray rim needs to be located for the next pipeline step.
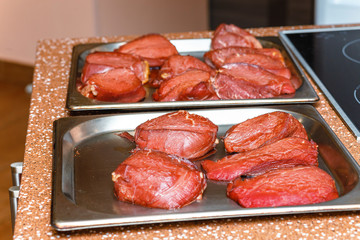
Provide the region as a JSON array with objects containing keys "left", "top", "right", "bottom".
[
  {"left": 51, "top": 104, "right": 360, "bottom": 231},
  {"left": 65, "top": 37, "right": 319, "bottom": 113}
]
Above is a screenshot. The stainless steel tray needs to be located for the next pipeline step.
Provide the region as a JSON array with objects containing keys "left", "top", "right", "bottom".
[
  {"left": 52, "top": 105, "right": 360, "bottom": 231},
  {"left": 65, "top": 37, "right": 319, "bottom": 112}
]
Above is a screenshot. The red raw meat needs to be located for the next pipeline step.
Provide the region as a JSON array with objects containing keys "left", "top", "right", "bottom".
[
  {"left": 205, "top": 47, "right": 285, "bottom": 68},
  {"left": 201, "top": 137, "right": 318, "bottom": 181},
  {"left": 81, "top": 64, "right": 113, "bottom": 84},
  {"left": 221, "top": 63, "right": 295, "bottom": 94},
  {"left": 79, "top": 68, "right": 146, "bottom": 102},
  {"left": 115, "top": 34, "right": 179, "bottom": 67},
  {"left": 178, "top": 81, "right": 220, "bottom": 101},
  {"left": 211, "top": 63, "right": 295, "bottom": 99},
  {"left": 227, "top": 166, "right": 338, "bottom": 208},
  {"left": 147, "top": 68, "right": 161, "bottom": 88},
  {"left": 224, "top": 111, "right": 308, "bottom": 153},
  {"left": 112, "top": 149, "right": 207, "bottom": 209},
  {"left": 211, "top": 23, "right": 262, "bottom": 50},
  {"left": 204, "top": 47, "right": 290, "bottom": 79},
  {"left": 151, "top": 55, "right": 215, "bottom": 88},
  {"left": 153, "top": 69, "right": 216, "bottom": 102},
  {"left": 211, "top": 72, "right": 267, "bottom": 99},
  {"left": 134, "top": 110, "right": 218, "bottom": 159},
  {"left": 223, "top": 54, "right": 291, "bottom": 79},
  {"left": 81, "top": 51, "right": 149, "bottom": 84}
]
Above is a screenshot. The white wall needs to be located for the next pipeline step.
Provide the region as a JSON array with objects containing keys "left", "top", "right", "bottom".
[
  {"left": 0, "top": 0, "right": 208, "bottom": 65},
  {"left": 315, "top": 0, "right": 360, "bottom": 25},
  {"left": 0, "top": 0, "right": 96, "bottom": 65}
]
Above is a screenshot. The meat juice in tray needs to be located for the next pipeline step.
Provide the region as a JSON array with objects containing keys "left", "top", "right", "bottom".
[
  {"left": 51, "top": 105, "right": 360, "bottom": 231},
  {"left": 66, "top": 24, "right": 319, "bottom": 112}
]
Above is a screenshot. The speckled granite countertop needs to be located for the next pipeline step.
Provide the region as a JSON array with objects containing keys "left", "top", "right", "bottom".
[{"left": 14, "top": 25, "right": 360, "bottom": 239}]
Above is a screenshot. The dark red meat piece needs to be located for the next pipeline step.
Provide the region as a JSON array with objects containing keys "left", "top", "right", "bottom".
[
  {"left": 178, "top": 81, "right": 220, "bottom": 101},
  {"left": 147, "top": 68, "right": 162, "bottom": 88},
  {"left": 221, "top": 62, "right": 295, "bottom": 94},
  {"left": 204, "top": 47, "right": 290, "bottom": 79},
  {"left": 222, "top": 54, "right": 290, "bottom": 79},
  {"left": 201, "top": 137, "right": 318, "bottom": 181},
  {"left": 152, "top": 55, "right": 215, "bottom": 88},
  {"left": 227, "top": 166, "right": 338, "bottom": 208},
  {"left": 211, "top": 71, "right": 267, "bottom": 99},
  {"left": 112, "top": 149, "right": 207, "bottom": 209},
  {"left": 79, "top": 68, "right": 146, "bottom": 102},
  {"left": 204, "top": 47, "right": 285, "bottom": 68},
  {"left": 81, "top": 51, "right": 149, "bottom": 84},
  {"left": 134, "top": 110, "right": 218, "bottom": 159},
  {"left": 115, "top": 34, "right": 179, "bottom": 67},
  {"left": 224, "top": 111, "right": 308, "bottom": 153},
  {"left": 211, "top": 23, "right": 262, "bottom": 50},
  {"left": 81, "top": 63, "right": 112, "bottom": 84},
  {"left": 160, "top": 55, "right": 215, "bottom": 80},
  {"left": 153, "top": 69, "right": 216, "bottom": 102},
  {"left": 211, "top": 63, "right": 295, "bottom": 99}
]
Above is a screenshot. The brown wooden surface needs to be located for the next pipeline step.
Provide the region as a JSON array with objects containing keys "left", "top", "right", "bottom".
[{"left": 0, "top": 61, "right": 32, "bottom": 239}]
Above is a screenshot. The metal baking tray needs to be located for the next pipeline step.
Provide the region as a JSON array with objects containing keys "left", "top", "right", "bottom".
[
  {"left": 65, "top": 37, "right": 319, "bottom": 113},
  {"left": 52, "top": 105, "right": 360, "bottom": 231}
]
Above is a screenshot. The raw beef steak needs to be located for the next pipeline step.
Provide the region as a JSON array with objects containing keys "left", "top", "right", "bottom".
[
  {"left": 202, "top": 137, "right": 318, "bottom": 181},
  {"left": 224, "top": 111, "right": 308, "bottom": 153},
  {"left": 112, "top": 149, "right": 207, "bottom": 209},
  {"left": 134, "top": 110, "right": 218, "bottom": 159},
  {"left": 227, "top": 166, "right": 338, "bottom": 208},
  {"left": 115, "top": 34, "right": 179, "bottom": 67},
  {"left": 211, "top": 23, "right": 262, "bottom": 50}
]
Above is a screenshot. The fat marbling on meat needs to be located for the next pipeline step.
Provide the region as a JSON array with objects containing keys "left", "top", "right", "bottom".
[
  {"left": 202, "top": 137, "right": 318, "bottom": 181},
  {"left": 224, "top": 111, "right": 308, "bottom": 153},
  {"left": 227, "top": 166, "right": 338, "bottom": 208},
  {"left": 112, "top": 149, "right": 207, "bottom": 209},
  {"left": 134, "top": 110, "right": 218, "bottom": 160}
]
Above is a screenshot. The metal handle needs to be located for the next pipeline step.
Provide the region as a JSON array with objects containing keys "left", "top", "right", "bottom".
[
  {"left": 10, "top": 162, "right": 23, "bottom": 187},
  {"left": 9, "top": 186, "right": 20, "bottom": 232},
  {"left": 10, "top": 162, "right": 23, "bottom": 232}
]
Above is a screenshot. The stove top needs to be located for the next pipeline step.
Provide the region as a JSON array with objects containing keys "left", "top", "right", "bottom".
[{"left": 279, "top": 27, "right": 360, "bottom": 142}]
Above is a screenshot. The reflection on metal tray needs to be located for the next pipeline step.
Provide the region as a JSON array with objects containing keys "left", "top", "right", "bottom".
[
  {"left": 65, "top": 37, "right": 319, "bottom": 112},
  {"left": 52, "top": 105, "right": 360, "bottom": 231}
]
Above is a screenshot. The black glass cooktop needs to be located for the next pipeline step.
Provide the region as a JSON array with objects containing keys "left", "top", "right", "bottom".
[{"left": 279, "top": 27, "right": 360, "bottom": 142}]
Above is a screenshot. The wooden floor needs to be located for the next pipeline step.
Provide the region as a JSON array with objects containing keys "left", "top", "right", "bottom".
[{"left": 0, "top": 61, "right": 33, "bottom": 239}]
